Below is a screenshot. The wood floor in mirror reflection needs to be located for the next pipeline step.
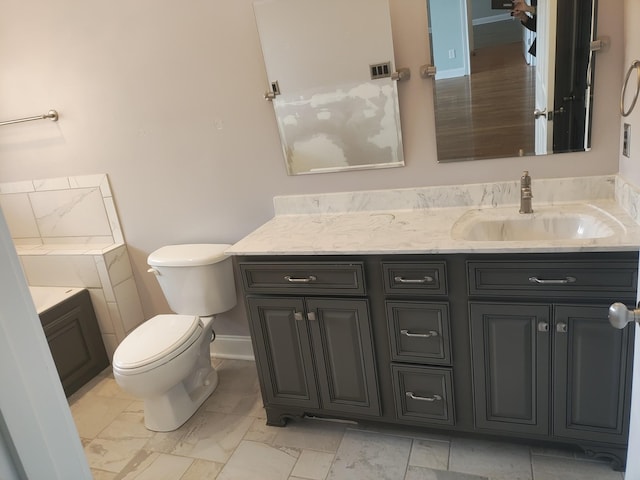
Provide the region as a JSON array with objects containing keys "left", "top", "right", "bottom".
[{"left": 434, "top": 41, "right": 536, "bottom": 162}]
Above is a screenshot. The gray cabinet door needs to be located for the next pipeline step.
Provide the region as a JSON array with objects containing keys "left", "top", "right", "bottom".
[
  {"left": 553, "top": 305, "right": 631, "bottom": 444},
  {"left": 470, "top": 302, "right": 551, "bottom": 436},
  {"left": 247, "top": 297, "right": 320, "bottom": 409},
  {"left": 306, "top": 298, "right": 381, "bottom": 416}
]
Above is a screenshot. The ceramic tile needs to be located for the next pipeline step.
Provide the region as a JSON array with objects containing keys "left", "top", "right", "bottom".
[
  {"left": 245, "top": 417, "right": 347, "bottom": 453},
  {"left": 290, "top": 449, "right": 334, "bottom": 480},
  {"left": 92, "top": 469, "right": 118, "bottom": 480},
  {"left": 408, "top": 439, "right": 450, "bottom": 470},
  {"left": 84, "top": 436, "right": 149, "bottom": 473},
  {"left": 103, "top": 196, "right": 124, "bottom": 243},
  {"left": 86, "top": 374, "right": 136, "bottom": 401},
  {"left": 30, "top": 187, "right": 112, "bottom": 238},
  {"left": 113, "top": 277, "right": 145, "bottom": 333},
  {"left": 0, "top": 179, "right": 34, "bottom": 194},
  {"left": 531, "top": 455, "right": 623, "bottom": 480},
  {"left": 21, "top": 254, "right": 101, "bottom": 287},
  {"left": 404, "top": 466, "right": 488, "bottom": 480},
  {"left": 109, "top": 302, "right": 127, "bottom": 341},
  {"left": 104, "top": 245, "right": 133, "bottom": 286},
  {"left": 179, "top": 458, "right": 224, "bottom": 479},
  {"left": 0, "top": 193, "right": 39, "bottom": 238},
  {"left": 170, "top": 412, "right": 255, "bottom": 463},
  {"left": 89, "top": 287, "right": 115, "bottom": 334},
  {"left": 327, "top": 429, "right": 412, "bottom": 480},
  {"left": 68, "top": 174, "right": 111, "bottom": 196},
  {"left": 217, "top": 440, "right": 298, "bottom": 480},
  {"left": 114, "top": 451, "right": 193, "bottom": 480},
  {"left": 103, "top": 334, "right": 118, "bottom": 360},
  {"left": 69, "top": 394, "right": 133, "bottom": 439},
  {"left": 33, "top": 177, "right": 70, "bottom": 191},
  {"left": 448, "top": 437, "right": 532, "bottom": 480},
  {"left": 97, "top": 412, "right": 154, "bottom": 442}
]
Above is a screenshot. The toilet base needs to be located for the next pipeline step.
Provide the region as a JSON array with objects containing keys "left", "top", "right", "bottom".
[{"left": 143, "top": 368, "right": 219, "bottom": 432}]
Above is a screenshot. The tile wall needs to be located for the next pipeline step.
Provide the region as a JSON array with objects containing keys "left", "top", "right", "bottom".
[{"left": 0, "top": 174, "right": 144, "bottom": 359}]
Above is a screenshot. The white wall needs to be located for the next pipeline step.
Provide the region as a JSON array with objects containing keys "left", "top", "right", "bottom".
[{"left": 0, "top": 0, "right": 625, "bottom": 336}]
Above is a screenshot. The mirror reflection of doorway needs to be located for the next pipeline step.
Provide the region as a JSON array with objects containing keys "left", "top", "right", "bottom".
[{"left": 429, "top": 0, "right": 536, "bottom": 161}]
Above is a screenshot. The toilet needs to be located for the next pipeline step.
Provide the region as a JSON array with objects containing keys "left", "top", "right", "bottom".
[{"left": 112, "top": 244, "right": 237, "bottom": 432}]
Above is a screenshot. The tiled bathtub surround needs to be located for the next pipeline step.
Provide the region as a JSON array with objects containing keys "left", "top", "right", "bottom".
[
  {"left": 0, "top": 174, "right": 143, "bottom": 359},
  {"left": 0, "top": 173, "right": 123, "bottom": 246}
]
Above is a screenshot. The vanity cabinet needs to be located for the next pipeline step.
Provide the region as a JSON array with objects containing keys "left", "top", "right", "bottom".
[
  {"left": 468, "top": 257, "right": 637, "bottom": 469},
  {"left": 241, "top": 262, "right": 380, "bottom": 423},
  {"left": 238, "top": 252, "right": 637, "bottom": 470}
]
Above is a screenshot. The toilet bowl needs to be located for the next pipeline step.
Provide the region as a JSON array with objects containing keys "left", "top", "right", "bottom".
[
  {"left": 113, "top": 314, "right": 218, "bottom": 431},
  {"left": 112, "top": 244, "right": 236, "bottom": 432}
]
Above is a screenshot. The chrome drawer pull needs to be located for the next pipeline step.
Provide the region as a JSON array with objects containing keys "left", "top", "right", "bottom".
[
  {"left": 284, "top": 275, "right": 317, "bottom": 283},
  {"left": 528, "top": 276, "right": 576, "bottom": 285},
  {"left": 394, "top": 275, "right": 434, "bottom": 284},
  {"left": 400, "top": 329, "right": 439, "bottom": 338},
  {"left": 405, "top": 391, "right": 443, "bottom": 402}
]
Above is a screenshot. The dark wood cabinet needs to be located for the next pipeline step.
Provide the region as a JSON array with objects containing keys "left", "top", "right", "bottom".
[
  {"left": 243, "top": 262, "right": 379, "bottom": 423},
  {"left": 39, "top": 289, "right": 109, "bottom": 397},
  {"left": 247, "top": 297, "right": 319, "bottom": 410},
  {"left": 553, "top": 305, "right": 632, "bottom": 445},
  {"left": 466, "top": 254, "right": 637, "bottom": 470},
  {"left": 239, "top": 252, "right": 636, "bottom": 470},
  {"left": 469, "top": 302, "right": 551, "bottom": 436}
]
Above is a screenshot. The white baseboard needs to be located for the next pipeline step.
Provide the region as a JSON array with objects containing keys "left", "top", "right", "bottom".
[
  {"left": 210, "top": 335, "right": 255, "bottom": 361},
  {"left": 473, "top": 13, "right": 512, "bottom": 26},
  {"left": 436, "top": 67, "right": 468, "bottom": 80}
]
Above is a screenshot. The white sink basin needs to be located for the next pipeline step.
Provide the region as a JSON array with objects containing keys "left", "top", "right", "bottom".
[{"left": 451, "top": 205, "right": 623, "bottom": 242}]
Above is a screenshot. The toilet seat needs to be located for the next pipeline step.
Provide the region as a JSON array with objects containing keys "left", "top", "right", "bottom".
[{"left": 113, "top": 314, "right": 203, "bottom": 374}]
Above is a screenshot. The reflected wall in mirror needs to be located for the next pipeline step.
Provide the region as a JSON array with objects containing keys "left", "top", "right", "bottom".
[
  {"left": 428, "top": 0, "right": 597, "bottom": 162},
  {"left": 254, "top": 0, "right": 404, "bottom": 175}
]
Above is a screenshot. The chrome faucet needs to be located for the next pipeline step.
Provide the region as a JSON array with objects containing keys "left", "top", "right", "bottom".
[{"left": 519, "top": 171, "right": 533, "bottom": 214}]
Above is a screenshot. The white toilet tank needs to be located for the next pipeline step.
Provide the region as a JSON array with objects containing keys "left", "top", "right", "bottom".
[{"left": 147, "top": 244, "right": 237, "bottom": 316}]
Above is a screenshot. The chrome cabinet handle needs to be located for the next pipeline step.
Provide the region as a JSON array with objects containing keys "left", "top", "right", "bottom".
[
  {"left": 284, "top": 275, "right": 317, "bottom": 283},
  {"left": 394, "top": 275, "right": 434, "bottom": 284},
  {"left": 556, "top": 322, "right": 568, "bottom": 333},
  {"left": 529, "top": 276, "right": 576, "bottom": 285},
  {"left": 307, "top": 312, "right": 317, "bottom": 321},
  {"left": 293, "top": 312, "right": 304, "bottom": 321},
  {"left": 400, "top": 329, "right": 439, "bottom": 338},
  {"left": 405, "top": 391, "right": 443, "bottom": 402}
]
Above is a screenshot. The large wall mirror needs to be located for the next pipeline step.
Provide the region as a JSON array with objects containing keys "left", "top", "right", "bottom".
[
  {"left": 254, "top": 0, "right": 405, "bottom": 175},
  {"left": 428, "top": 0, "right": 598, "bottom": 162}
]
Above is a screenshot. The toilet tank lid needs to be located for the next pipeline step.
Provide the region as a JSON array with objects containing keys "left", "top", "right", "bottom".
[{"left": 148, "top": 244, "right": 232, "bottom": 267}]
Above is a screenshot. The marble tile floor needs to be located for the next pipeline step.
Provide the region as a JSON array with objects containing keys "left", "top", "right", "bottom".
[{"left": 69, "top": 359, "right": 624, "bottom": 480}]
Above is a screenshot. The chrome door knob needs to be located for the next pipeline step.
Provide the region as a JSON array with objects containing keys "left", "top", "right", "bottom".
[
  {"left": 608, "top": 302, "right": 640, "bottom": 329},
  {"left": 534, "top": 108, "right": 547, "bottom": 119}
]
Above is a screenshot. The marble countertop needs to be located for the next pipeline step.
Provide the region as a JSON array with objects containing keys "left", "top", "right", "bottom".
[{"left": 226, "top": 199, "right": 640, "bottom": 256}]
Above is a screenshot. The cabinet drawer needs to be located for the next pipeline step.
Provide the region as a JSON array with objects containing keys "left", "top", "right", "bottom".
[
  {"left": 386, "top": 301, "right": 451, "bottom": 365},
  {"left": 382, "top": 262, "right": 447, "bottom": 296},
  {"left": 240, "top": 262, "right": 365, "bottom": 295},
  {"left": 392, "top": 364, "right": 455, "bottom": 426},
  {"left": 468, "top": 260, "right": 638, "bottom": 298}
]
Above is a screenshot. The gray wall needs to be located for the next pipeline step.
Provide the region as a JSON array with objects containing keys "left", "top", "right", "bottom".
[{"left": 0, "top": 0, "right": 625, "bottom": 336}]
